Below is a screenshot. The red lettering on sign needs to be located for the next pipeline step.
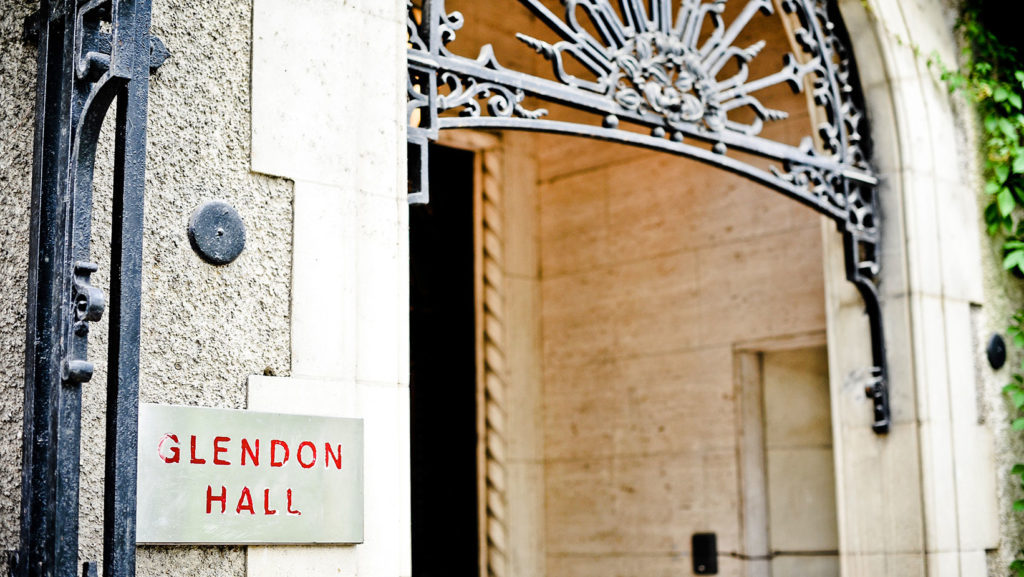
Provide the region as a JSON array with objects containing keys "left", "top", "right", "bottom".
[
  {"left": 286, "top": 488, "right": 302, "bottom": 515},
  {"left": 190, "top": 435, "right": 206, "bottom": 464},
  {"left": 263, "top": 489, "right": 277, "bottom": 515},
  {"left": 241, "top": 438, "right": 259, "bottom": 466},
  {"left": 213, "top": 436, "right": 231, "bottom": 466},
  {"left": 236, "top": 487, "right": 255, "bottom": 515},
  {"left": 324, "top": 443, "right": 342, "bottom": 469},
  {"left": 157, "top": 434, "right": 180, "bottom": 463},
  {"left": 270, "top": 440, "right": 289, "bottom": 467},
  {"left": 297, "top": 441, "right": 316, "bottom": 469},
  {"left": 206, "top": 485, "right": 227, "bottom": 514}
]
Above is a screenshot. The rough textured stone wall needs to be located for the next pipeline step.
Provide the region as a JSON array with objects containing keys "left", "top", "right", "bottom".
[
  {"left": 977, "top": 150, "right": 1024, "bottom": 577},
  {"left": 965, "top": 71, "right": 1024, "bottom": 577},
  {"left": 919, "top": 5, "right": 1024, "bottom": 573},
  {"left": 0, "top": 1, "right": 293, "bottom": 575},
  {"left": 0, "top": 2, "right": 37, "bottom": 570}
]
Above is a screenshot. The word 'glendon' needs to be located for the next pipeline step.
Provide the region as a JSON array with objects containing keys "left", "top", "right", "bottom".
[{"left": 155, "top": 434, "right": 345, "bottom": 516}]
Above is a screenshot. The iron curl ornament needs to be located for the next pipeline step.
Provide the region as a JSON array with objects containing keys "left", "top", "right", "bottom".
[{"left": 407, "top": 0, "right": 889, "bottom": 433}]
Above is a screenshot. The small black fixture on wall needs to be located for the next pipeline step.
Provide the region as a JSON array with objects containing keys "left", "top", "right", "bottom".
[
  {"left": 692, "top": 532, "right": 718, "bottom": 575},
  {"left": 188, "top": 201, "right": 246, "bottom": 265},
  {"left": 988, "top": 333, "right": 1007, "bottom": 370}
]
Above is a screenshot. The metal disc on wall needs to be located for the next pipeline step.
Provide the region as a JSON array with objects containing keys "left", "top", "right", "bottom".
[{"left": 188, "top": 200, "right": 246, "bottom": 265}]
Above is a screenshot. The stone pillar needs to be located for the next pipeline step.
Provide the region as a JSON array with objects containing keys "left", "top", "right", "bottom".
[
  {"left": 248, "top": 0, "right": 410, "bottom": 575},
  {"left": 825, "top": 1, "right": 1000, "bottom": 575}
]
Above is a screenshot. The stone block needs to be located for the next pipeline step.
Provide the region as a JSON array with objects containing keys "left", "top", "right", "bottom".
[
  {"left": 506, "top": 276, "right": 544, "bottom": 461},
  {"left": 543, "top": 360, "right": 622, "bottom": 461},
  {"left": 539, "top": 167, "right": 609, "bottom": 276},
  {"left": 291, "top": 181, "right": 358, "bottom": 380},
  {"left": 880, "top": 423, "right": 925, "bottom": 552},
  {"left": 252, "top": 2, "right": 403, "bottom": 191},
  {"left": 507, "top": 462, "right": 546, "bottom": 577},
  {"left": 697, "top": 226, "right": 826, "bottom": 346},
  {"left": 918, "top": 421, "right": 959, "bottom": 552},
  {"left": 356, "top": 193, "right": 404, "bottom": 385},
  {"left": 614, "top": 347, "right": 736, "bottom": 456},
  {"left": 543, "top": 458, "right": 618, "bottom": 555},
  {"left": 609, "top": 251, "right": 702, "bottom": 357},
  {"left": 771, "top": 556, "right": 840, "bottom": 577},
  {"left": 766, "top": 448, "right": 839, "bottom": 552},
  {"left": 763, "top": 347, "right": 832, "bottom": 448},
  {"left": 541, "top": 268, "right": 619, "bottom": 367}
]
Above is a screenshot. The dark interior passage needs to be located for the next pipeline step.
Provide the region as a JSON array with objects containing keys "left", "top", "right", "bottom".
[{"left": 409, "top": 144, "right": 479, "bottom": 577}]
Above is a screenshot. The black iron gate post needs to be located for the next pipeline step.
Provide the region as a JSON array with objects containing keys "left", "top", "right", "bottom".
[{"left": 12, "top": 2, "right": 165, "bottom": 576}]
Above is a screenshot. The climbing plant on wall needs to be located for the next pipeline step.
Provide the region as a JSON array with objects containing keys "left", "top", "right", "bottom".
[
  {"left": 939, "top": 4, "right": 1024, "bottom": 244},
  {"left": 939, "top": 1, "right": 1024, "bottom": 573}
]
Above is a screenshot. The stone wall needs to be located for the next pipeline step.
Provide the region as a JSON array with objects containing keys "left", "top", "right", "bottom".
[
  {"left": 537, "top": 137, "right": 828, "bottom": 576},
  {"left": 0, "top": 4, "right": 37, "bottom": 569}
]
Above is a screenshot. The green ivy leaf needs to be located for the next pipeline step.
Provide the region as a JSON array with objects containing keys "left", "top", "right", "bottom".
[
  {"left": 1005, "top": 249, "right": 1024, "bottom": 270},
  {"left": 1014, "top": 499, "right": 1024, "bottom": 511},
  {"left": 999, "top": 186, "right": 1016, "bottom": 215},
  {"left": 1011, "top": 92, "right": 1023, "bottom": 110},
  {"left": 986, "top": 203, "right": 1002, "bottom": 234},
  {"left": 1012, "top": 418, "right": 1024, "bottom": 430},
  {"left": 1013, "top": 464, "right": 1024, "bottom": 475},
  {"left": 1000, "top": 117, "right": 1018, "bottom": 138},
  {"left": 997, "top": 164, "right": 1011, "bottom": 184},
  {"left": 996, "top": 84, "right": 1010, "bottom": 102},
  {"left": 1010, "top": 327, "right": 1024, "bottom": 348}
]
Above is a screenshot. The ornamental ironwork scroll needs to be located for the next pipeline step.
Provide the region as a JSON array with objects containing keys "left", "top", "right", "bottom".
[
  {"left": 13, "top": 1, "right": 165, "bottom": 576},
  {"left": 407, "top": 0, "right": 889, "bottom": 433}
]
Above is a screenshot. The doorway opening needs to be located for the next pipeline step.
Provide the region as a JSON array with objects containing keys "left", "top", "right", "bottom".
[
  {"left": 409, "top": 144, "right": 480, "bottom": 577},
  {"left": 738, "top": 342, "right": 840, "bottom": 577},
  {"left": 405, "top": 123, "right": 842, "bottom": 577}
]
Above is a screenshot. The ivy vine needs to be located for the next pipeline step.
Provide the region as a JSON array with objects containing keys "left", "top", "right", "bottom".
[
  {"left": 936, "top": 5, "right": 1024, "bottom": 251},
  {"left": 937, "top": 2, "right": 1024, "bottom": 573}
]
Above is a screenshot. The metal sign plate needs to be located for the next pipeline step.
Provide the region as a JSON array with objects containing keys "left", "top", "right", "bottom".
[{"left": 136, "top": 403, "right": 364, "bottom": 544}]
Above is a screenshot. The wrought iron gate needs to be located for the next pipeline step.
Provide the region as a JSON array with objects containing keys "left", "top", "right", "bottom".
[
  {"left": 11, "top": 1, "right": 164, "bottom": 576},
  {"left": 406, "top": 0, "right": 890, "bottom": 433}
]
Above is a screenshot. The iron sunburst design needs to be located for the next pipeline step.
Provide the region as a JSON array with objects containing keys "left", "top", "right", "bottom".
[{"left": 515, "top": 0, "right": 811, "bottom": 136}]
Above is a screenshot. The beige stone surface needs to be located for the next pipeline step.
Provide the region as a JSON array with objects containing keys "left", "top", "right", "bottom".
[
  {"left": 766, "top": 447, "right": 839, "bottom": 551},
  {"left": 763, "top": 348, "right": 832, "bottom": 448},
  {"left": 771, "top": 556, "right": 840, "bottom": 577},
  {"left": 546, "top": 553, "right": 725, "bottom": 577},
  {"left": 539, "top": 93, "right": 827, "bottom": 572}
]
